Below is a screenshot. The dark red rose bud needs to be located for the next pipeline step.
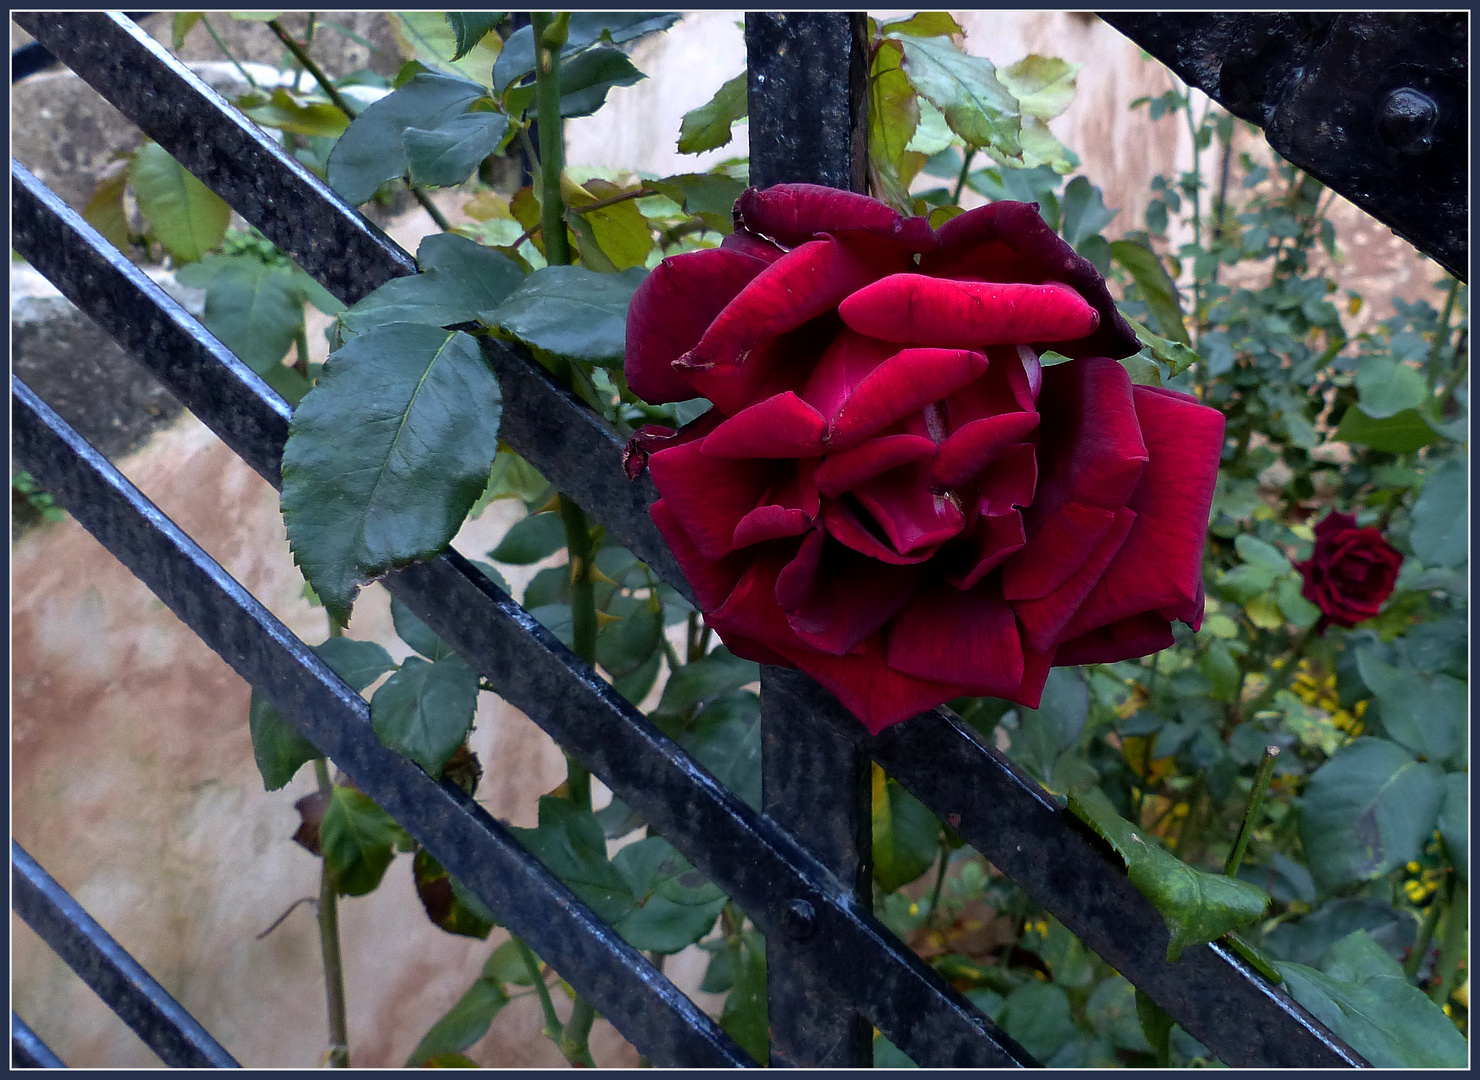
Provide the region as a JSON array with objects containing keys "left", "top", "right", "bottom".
[
  {"left": 626, "top": 185, "right": 1225, "bottom": 734},
  {"left": 1295, "top": 510, "right": 1404, "bottom": 630}
]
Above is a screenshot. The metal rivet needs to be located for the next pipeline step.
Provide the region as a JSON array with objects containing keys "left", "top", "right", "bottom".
[
  {"left": 781, "top": 898, "right": 816, "bottom": 941},
  {"left": 1377, "top": 87, "right": 1439, "bottom": 154}
]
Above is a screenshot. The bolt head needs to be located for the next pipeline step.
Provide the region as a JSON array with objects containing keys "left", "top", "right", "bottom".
[
  {"left": 1377, "top": 87, "right": 1439, "bottom": 154},
  {"left": 781, "top": 898, "right": 817, "bottom": 941}
]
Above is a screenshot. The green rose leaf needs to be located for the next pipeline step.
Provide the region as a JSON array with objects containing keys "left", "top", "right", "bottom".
[
  {"left": 1110, "top": 241, "right": 1190, "bottom": 345},
  {"left": 404, "top": 976, "right": 509, "bottom": 1066},
  {"left": 1069, "top": 787, "right": 1269, "bottom": 961},
  {"left": 389, "top": 596, "right": 456, "bottom": 661},
  {"left": 677, "top": 72, "right": 748, "bottom": 154},
  {"left": 868, "top": 41, "right": 924, "bottom": 210},
  {"left": 1059, "top": 176, "right": 1117, "bottom": 247},
  {"left": 175, "top": 254, "right": 306, "bottom": 375},
  {"left": 1333, "top": 405, "right": 1440, "bottom": 454},
  {"left": 481, "top": 265, "right": 646, "bottom": 368},
  {"left": 247, "top": 637, "right": 397, "bottom": 790},
  {"left": 677, "top": 691, "right": 762, "bottom": 809},
  {"left": 720, "top": 931, "right": 768, "bottom": 1063},
  {"left": 1000, "top": 982, "right": 1077, "bottom": 1063},
  {"left": 1274, "top": 931, "right": 1468, "bottom": 1068},
  {"left": 327, "top": 73, "right": 486, "bottom": 204},
  {"left": 404, "top": 112, "right": 509, "bottom": 189},
  {"left": 370, "top": 654, "right": 480, "bottom": 777},
  {"left": 894, "top": 35, "right": 1020, "bottom": 157},
  {"left": 559, "top": 46, "right": 647, "bottom": 118},
  {"left": 872, "top": 769, "right": 942, "bottom": 893},
  {"left": 655, "top": 646, "right": 759, "bottom": 718},
  {"left": 1012, "top": 667, "right": 1091, "bottom": 790},
  {"left": 487, "top": 511, "right": 566, "bottom": 565},
  {"left": 878, "top": 12, "right": 965, "bottom": 38},
  {"left": 998, "top": 55, "right": 1079, "bottom": 121},
  {"left": 314, "top": 636, "right": 398, "bottom": 691},
  {"left": 1298, "top": 737, "right": 1446, "bottom": 891},
  {"left": 594, "top": 595, "right": 663, "bottom": 678},
  {"left": 1354, "top": 355, "right": 1429, "bottom": 419},
  {"left": 611, "top": 836, "right": 727, "bottom": 953},
  {"left": 510, "top": 795, "right": 638, "bottom": 926},
  {"left": 444, "top": 13, "right": 502, "bottom": 61},
  {"left": 482, "top": 939, "right": 541, "bottom": 986},
  {"left": 493, "top": 13, "right": 680, "bottom": 96},
  {"left": 339, "top": 233, "right": 525, "bottom": 340},
  {"left": 248, "top": 688, "right": 321, "bottom": 792},
  {"left": 281, "top": 323, "right": 502, "bottom": 624},
  {"left": 1409, "top": 455, "right": 1467, "bottom": 568},
  {"left": 242, "top": 87, "right": 351, "bottom": 139},
  {"left": 320, "top": 784, "right": 411, "bottom": 896},
  {"left": 130, "top": 142, "right": 231, "bottom": 263},
  {"left": 1355, "top": 647, "right": 1465, "bottom": 762}
]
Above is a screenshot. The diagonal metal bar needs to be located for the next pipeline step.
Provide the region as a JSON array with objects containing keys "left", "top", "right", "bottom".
[
  {"left": 9, "top": 380, "right": 752, "bottom": 1070},
  {"left": 12, "top": 842, "right": 240, "bottom": 1068},
  {"left": 11, "top": 167, "right": 1029, "bottom": 1070},
  {"left": 12, "top": 1012, "right": 67, "bottom": 1069},
  {"left": 11, "top": 11, "right": 416, "bottom": 303}
]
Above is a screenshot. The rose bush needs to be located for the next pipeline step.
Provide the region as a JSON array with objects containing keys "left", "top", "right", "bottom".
[
  {"left": 1295, "top": 510, "right": 1404, "bottom": 630},
  {"left": 625, "top": 184, "right": 1226, "bottom": 733}
]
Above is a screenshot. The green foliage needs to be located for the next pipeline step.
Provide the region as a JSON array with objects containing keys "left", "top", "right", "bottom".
[
  {"left": 280, "top": 323, "right": 503, "bottom": 624},
  {"left": 370, "top": 653, "right": 480, "bottom": 777},
  {"left": 1275, "top": 932, "right": 1468, "bottom": 1067},
  {"left": 405, "top": 975, "right": 509, "bottom": 1065},
  {"left": 320, "top": 783, "right": 412, "bottom": 896},
  {"left": 481, "top": 265, "right": 647, "bottom": 368},
  {"left": 678, "top": 73, "right": 747, "bottom": 155}
]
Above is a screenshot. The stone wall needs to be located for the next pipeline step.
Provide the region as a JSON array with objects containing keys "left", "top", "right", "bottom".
[{"left": 10, "top": 11, "right": 1445, "bottom": 1068}]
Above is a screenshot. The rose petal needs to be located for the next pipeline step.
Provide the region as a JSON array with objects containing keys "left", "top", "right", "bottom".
[
  {"left": 1012, "top": 507, "right": 1137, "bottom": 654},
  {"left": 975, "top": 442, "right": 1038, "bottom": 517},
  {"left": 706, "top": 549, "right": 810, "bottom": 652},
  {"left": 650, "top": 499, "right": 746, "bottom": 611},
  {"left": 1015, "top": 645, "right": 1056, "bottom": 709},
  {"left": 838, "top": 274, "right": 1099, "bottom": 348},
  {"left": 626, "top": 247, "right": 769, "bottom": 404},
  {"left": 830, "top": 347, "right": 989, "bottom": 448},
  {"left": 775, "top": 526, "right": 826, "bottom": 610},
  {"left": 923, "top": 200, "right": 1141, "bottom": 360},
  {"left": 1034, "top": 356, "right": 1148, "bottom": 513},
  {"left": 701, "top": 391, "right": 829, "bottom": 458},
  {"left": 774, "top": 635, "right": 966, "bottom": 735},
  {"left": 887, "top": 580, "right": 1024, "bottom": 695},
  {"left": 798, "top": 327, "right": 898, "bottom": 420},
  {"left": 732, "top": 505, "right": 813, "bottom": 548},
  {"left": 1053, "top": 613, "right": 1176, "bottom": 666},
  {"left": 682, "top": 316, "right": 836, "bottom": 416},
  {"left": 720, "top": 230, "right": 786, "bottom": 262},
  {"left": 716, "top": 633, "right": 795, "bottom": 667},
  {"left": 734, "top": 184, "right": 937, "bottom": 253},
  {"left": 816, "top": 434, "right": 938, "bottom": 497},
  {"left": 947, "top": 511, "right": 1027, "bottom": 590},
  {"left": 648, "top": 438, "right": 776, "bottom": 561},
  {"left": 680, "top": 236, "right": 907, "bottom": 373},
  {"left": 1001, "top": 500, "right": 1119, "bottom": 601},
  {"left": 853, "top": 465, "right": 967, "bottom": 555},
  {"left": 1057, "top": 385, "right": 1225, "bottom": 641},
  {"left": 786, "top": 543, "right": 919, "bottom": 656},
  {"left": 932, "top": 412, "right": 1040, "bottom": 488},
  {"left": 821, "top": 497, "right": 939, "bottom": 565}
]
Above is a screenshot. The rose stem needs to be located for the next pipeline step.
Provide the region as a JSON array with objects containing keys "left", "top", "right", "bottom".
[
  {"left": 516, "top": 936, "right": 567, "bottom": 1046},
  {"left": 313, "top": 756, "right": 350, "bottom": 1066},
  {"left": 950, "top": 146, "right": 976, "bottom": 204},
  {"left": 1406, "top": 889, "right": 1445, "bottom": 980},
  {"left": 531, "top": 16, "right": 601, "bottom": 1064},
  {"left": 1223, "top": 745, "right": 1280, "bottom": 877},
  {"left": 1241, "top": 624, "right": 1317, "bottom": 720},
  {"left": 1428, "top": 877, "right": 1468, "bottom": 1007}
]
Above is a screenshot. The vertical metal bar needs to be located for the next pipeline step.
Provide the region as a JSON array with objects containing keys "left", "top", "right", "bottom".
[
  {"left": 11, "top": 842, "right": 240, "bottom": 1068},
  {"left": 12, "top": 1013, "right": 66, "bottom": 1068},
  {"left": 746, "top": 11, "right": 875, "bottom": 1068}
]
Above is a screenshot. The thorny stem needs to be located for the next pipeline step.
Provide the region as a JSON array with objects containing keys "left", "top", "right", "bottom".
[
  {"left": 530, "top": 12, "right": 572, "bottom": 267},
  {"left": 1223, "top": 745, "right": 1280, "bottom": 877},
  {"left": 255, "top": 895, "right": 317, "bottom": 940},
  {"left": 560, "top": 997, "right": 599, "bottom": 1068},
  {"left": 313, "top": 757, "right": 349, "bottom": 1067},
  {"left": 294, "top": 323, "right": 311, "bottom": 377},
  {"left": 201, "top": 15, "right": 258, "bottom": 91},
  {"left": 569, "top": 187, "right": 659, "bottom": 216},
  {"left": 1428, "top": 277, "right": 1461, "bottom": 379},
  {"left": 925, "top": 838, "right": 952, "bottom": 926}
]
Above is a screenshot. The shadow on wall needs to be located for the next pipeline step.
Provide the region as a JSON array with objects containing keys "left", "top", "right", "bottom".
[{"left": 9, "top": 9, "right": 1446, "bottom": 1068}]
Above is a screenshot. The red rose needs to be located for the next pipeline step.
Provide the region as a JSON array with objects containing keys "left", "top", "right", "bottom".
[
  {"left": 625, "top": 184, "right": 1226, "bottom": 734},
  {"left": 1295, "top": 510, "right": 1404, "bottom": 629}
]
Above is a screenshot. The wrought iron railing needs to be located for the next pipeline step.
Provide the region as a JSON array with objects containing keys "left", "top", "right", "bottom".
[{"left": 14, "top": 10, "right": 1447, "bottom": 1068}]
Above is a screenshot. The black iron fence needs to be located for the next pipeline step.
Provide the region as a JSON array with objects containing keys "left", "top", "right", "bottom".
[{"left": 15, "top": 10, "right": 1455, "bottom": 1068}]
